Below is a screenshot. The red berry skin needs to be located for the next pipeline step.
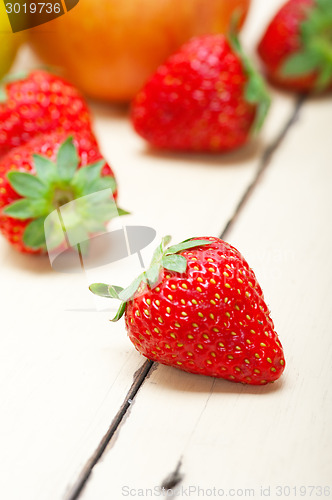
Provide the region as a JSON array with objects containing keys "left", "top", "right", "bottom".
[
  {"left": 0, "top": 130, "right": 116, "bottom": 254},
  {"left": 125, "top": 237, "right": 285, "bottom": 385},
  {"left": 0, "top": 70, "right": 93, "bottom": 157},
  {"left": 257, "top": 0, "right": 318, "bottom": 92},
  {"left": 131, "top": 35, "right": 256, "bottom": 153}
]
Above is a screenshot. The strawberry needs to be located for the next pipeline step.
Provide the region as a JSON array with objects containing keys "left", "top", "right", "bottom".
[
  {"left": 0, "top": 70, "right": 92, "bottom": 157},
  {"left": 257, "top": 0, "right": 332, "bottom": 92},
  {"left": 0, "top": 130, "right": 125, "bottom": 254},
  {"left": 130, "top": 33, "right": 271, "bottom": 153},
  {"left": 90, "top": 236, "right": 285, "bottom": 385}
]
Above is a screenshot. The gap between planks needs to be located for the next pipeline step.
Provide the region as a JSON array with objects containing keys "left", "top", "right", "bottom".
[
  {"left": 65, "top": 360, "right": 154, "bottom": 500},
  {"left": 65, "top": 95, "right": 305, "bottom": 500},
  {"left": 221, "top": 95, "right": 305, "bottom": 241}
]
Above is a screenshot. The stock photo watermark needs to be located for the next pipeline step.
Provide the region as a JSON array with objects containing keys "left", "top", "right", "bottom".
[
  {"left": 2, "top": 0, "right": 80, "bottom": 32},
  {"left": 121, "top": 485, "right": 331, "bottom": 497}
]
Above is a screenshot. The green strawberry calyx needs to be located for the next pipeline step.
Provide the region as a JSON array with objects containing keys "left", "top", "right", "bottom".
[
  {"left": 229, "top": 24, "right": 271, "bottom": 132},
  {"left": 280, "top": 0, "right": 332, "bottom": 91},
  {"left": 3, "top": 136, "right": 128, "bottom": 251},
  {"left": 90, "top": 236, "right": 212, "bottom": 322}
]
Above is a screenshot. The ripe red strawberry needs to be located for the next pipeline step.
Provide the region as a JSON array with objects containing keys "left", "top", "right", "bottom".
[
  {"left": 257, "top": 0, "right": 332, "bottom": 92},
  {"left": 131, "top": 33, "right": 271, "bottom": 153},
  {"left": 0, "top": 70, "right": 92, "bottom": 157},
  {"left": 90, "top": 236, "right": 285, "bottom": 385},
  {"left": 0, "top": 130, "right": 124, "bottom": 254}
]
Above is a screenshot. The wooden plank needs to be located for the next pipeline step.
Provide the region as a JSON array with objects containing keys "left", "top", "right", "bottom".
[
  {"left": 79, "top": 96, "right": 332, "bottom": 498},
  {"left": 0, "top": 1, "right": 297, "bottom": 498}
]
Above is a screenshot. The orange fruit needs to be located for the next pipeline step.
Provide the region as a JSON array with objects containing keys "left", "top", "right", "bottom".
[{"left": 28, "top": 0, "right": 251, "bottom": 102}]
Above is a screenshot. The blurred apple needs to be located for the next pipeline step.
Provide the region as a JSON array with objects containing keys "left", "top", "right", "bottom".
[
  {"left": 27, "top": 0, "right": 250, "bottom": 102},
  {"left": 0, "top": 3, "right": 22, "bottom": 80}
]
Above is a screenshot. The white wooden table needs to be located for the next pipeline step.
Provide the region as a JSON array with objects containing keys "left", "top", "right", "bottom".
[{"left": 1, "top": 1, "right": 331, "bottom": 499}]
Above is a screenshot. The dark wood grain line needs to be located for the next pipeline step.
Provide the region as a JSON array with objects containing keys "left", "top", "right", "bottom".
[
  {"left": 220, "top": 95, "right": 305, "bottom": 240},
  {"left": 64, "top": 360, "right": 154, "bottom": 500}
]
